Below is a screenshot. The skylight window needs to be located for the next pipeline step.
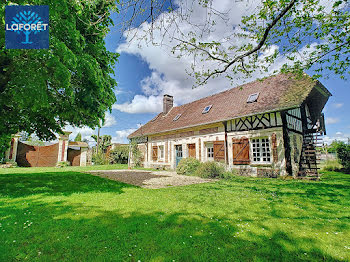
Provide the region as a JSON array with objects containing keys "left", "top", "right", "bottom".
[
  {"left": 247, "top": 92, "right": 259, "bottom": 103},
  {"left": 202, "top": 105, "right": 212, "bottom": 114},
  {"left": 173, "top": 114, "right": 181, "bottom": 121}
]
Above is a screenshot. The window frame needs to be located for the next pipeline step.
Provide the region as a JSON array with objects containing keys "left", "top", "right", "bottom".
[
  {"left": 202, "top": 105, "right": 212, "bottom": 114},
  {"left": 206, "top": 142, "right": 214, "bottom": 160},
  {"left": 173, "top": 113, "right": 181, "bottom": 121},
  {"left": 250, "top": 137, "right": 272, "bottom": 164},
  {"left": 158, "top": 145, "right": 165, "bottom": 160},
  {"left": 247, "top": 92, "right": 259, "bottom": 103}
]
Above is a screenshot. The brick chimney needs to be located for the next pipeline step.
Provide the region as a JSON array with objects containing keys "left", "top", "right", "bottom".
[{"left": 163, "top": 94, "right": 173, "bottom": 114}]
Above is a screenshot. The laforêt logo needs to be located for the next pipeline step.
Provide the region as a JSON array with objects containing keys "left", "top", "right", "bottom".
[{"left": 5, "top": 5, "right": 49, "bottom": 49}]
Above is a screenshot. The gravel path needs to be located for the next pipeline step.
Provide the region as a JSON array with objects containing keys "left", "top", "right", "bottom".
[{"left": 88, "top": 169, "right": 213, "bottom": 189}]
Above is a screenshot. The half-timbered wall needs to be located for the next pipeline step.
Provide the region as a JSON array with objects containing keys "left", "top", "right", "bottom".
[
  {"left": 227, "top": 112, "right": 282, "bottom": 132},
  {"left": 285, "top": 107, "right": 303, "bottom": 133}
]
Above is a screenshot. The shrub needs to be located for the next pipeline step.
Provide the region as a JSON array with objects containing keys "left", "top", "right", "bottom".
[
  {"left": 336, "top": 143, "right": 350, "bottom": 173},
  {"left": 195, "top": 161, "right": 226, "bottom": 179},
  {"left": 321, "top": 159, "right": 342, "bottom": 172},
  {"left": 176, "top": 157, "right": 201, "bottom": 176},
  {"left": 92, "top": 151, "right": 109, "bottom": 165},
  {"left": 109, "top": 145, "right": 129, "bottom": 164},
  {"left": 0, "top": 159, "right": 17, "bottom": 168},
  {"left": 56, "top": 161, "right": 71, "bottom": 168}
]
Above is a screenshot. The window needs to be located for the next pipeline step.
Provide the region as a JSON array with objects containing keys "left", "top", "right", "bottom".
[
  {"left": 206, "top": 143, "right": 214, "bottom": 159},
  {"left": 251, "top": 138, "right": 271, "bottom": 163},
  {"left": 158, "top": 145, "right": 164, "bottom": 160},
  {"left": 247, "top": 92, "right": 259, "bottom": 103},
  {"left": 202, "top": 105, "right": 212, "bottom": 114},
  {"left": 173, "top": 114, "right": 181, "bottom": 121}
]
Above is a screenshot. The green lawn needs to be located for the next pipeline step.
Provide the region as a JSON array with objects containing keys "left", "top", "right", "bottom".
[{"left": 0, "top": 166, "right": 349, "bottom": 261}]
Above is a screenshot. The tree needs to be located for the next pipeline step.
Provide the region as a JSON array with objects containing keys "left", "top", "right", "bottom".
[
  {"left": 0, "top": 0, "right": 118, "bottom": 157},
  {"left": 74, "top": 132, "right": 82, "bottom": 142},
  {"left": 91, "top": 135, "right": 112, "bottom": 153},
  {"left": 119, "top": 0, "right": 350, "bottom": 86},
  {"left": 336, "top": 141, "right": 350, "bottom": 173}
]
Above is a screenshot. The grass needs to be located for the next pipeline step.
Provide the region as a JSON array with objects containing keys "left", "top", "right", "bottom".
[{"left": 0, "top": 166, "right": 349, "bottom": 261}]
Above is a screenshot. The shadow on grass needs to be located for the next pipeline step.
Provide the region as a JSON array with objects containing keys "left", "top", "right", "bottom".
[
  {"left": 0, "top": 171, "right": 135, "bottom": 197},
  {"left": 0, "top": 199, "right": 342, "bottom": 261},
  {"left": 0, "top": 171, "right": 348, "bottom": 261}
]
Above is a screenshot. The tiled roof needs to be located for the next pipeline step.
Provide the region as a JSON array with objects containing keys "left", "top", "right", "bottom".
[{"left": 128, "top": 73, "right": 329, "bottom": 138}]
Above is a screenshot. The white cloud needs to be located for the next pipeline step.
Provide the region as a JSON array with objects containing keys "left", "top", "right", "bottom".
[
  {"left": 103, "top": 112, "right": 117, "bottom": 127},
  {"left": 114, "top": 0, "right": 312, "bottom": 114},
  {"left": 333, "top": 103, "right": 344, "bottom": 108},
  {"left": 113, "top": 95, "right": 163, "bottom": 114},
  {"left": 325, "top": 117, "right": 340, "bottom": 125},
  {"left": 63, "top": 112, "right": 115, "bottom": 145},
  {"left": 323, "top": 132, "right": 350, "bottom": 145},
  {"left": 112, "top": 128, "right": 137, "bottom": 143}
]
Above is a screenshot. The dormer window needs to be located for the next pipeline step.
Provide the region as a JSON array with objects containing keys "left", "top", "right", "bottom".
[
  {"left": 202, "top": 105, "right": 212, "bottom": 114},
  {"left": 247, "top": 93, "right": 259, "bottom": 103},
  {"left": 173, "top": 114, "right": 181, "bottom": 121}
]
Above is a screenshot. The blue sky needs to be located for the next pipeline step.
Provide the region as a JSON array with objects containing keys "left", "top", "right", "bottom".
[{"left": 68, "top": 1, "right": 350, "bottom": 145}]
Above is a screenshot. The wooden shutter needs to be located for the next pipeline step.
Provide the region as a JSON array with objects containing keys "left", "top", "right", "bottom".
[
  {"left": 152, "top": 146, "right": 158, "bottom": 161},
  {"left": 232, "top": 137, "right": 250, "bottom": 165},
  {"left": 213, "top": 141, "right": 225, "bottom": 162},
  {"left": 271, "top": 133, "right": 278, "bottom": 163}
]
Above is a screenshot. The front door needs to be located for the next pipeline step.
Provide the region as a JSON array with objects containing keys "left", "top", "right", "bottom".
[{"left": 175, "top": 145, "right": 183, "bottom": 167}]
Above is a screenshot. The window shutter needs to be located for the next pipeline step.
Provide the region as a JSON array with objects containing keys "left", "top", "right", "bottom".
[
  {"left": 232, "top": 137, "right": 250, "bottom": 164},
  {"left": 152, "top": 146, "right": 158, "bottom": 161},
  {"left": 213, "top": 141, "right": 225, "bottom": 162},
  {"left": 271, "top": 133, "right": 278, "bottom": 163}
]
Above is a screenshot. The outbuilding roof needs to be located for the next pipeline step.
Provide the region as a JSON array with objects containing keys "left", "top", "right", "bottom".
[{"left": 128, "top": 73, "right": 330, "bottom": 139}]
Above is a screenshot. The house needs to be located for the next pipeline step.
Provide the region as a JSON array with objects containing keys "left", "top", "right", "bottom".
[{"left": 128, "top": 73, "right": 331, "bottom": 178}]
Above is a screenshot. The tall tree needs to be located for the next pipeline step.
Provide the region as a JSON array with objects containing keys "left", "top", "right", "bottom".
[
  {"left": 119, "top": 0, "right": 350, "bottom": 85},
  {"left": 0, "top": 0, "right": 119, "bottom": 157},
  {"left": 74, "top": 132, "right": 82, "bottom": 142}
]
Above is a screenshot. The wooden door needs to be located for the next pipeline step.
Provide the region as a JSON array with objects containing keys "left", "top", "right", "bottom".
[
  {"left": 187, "top": 144, "right": 196, "bottom": 158},
  {"left": 16, "top": 142, "right": 59, "bottom": 167}
]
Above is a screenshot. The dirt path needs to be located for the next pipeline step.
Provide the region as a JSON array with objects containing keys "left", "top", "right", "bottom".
[{"left": 88, "top": 169, "right": 214, "bottom": 189}]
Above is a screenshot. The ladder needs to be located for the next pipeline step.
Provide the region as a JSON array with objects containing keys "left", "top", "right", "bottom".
[{"left": 298, "top": 131, "right": 323, "bottom": 180}]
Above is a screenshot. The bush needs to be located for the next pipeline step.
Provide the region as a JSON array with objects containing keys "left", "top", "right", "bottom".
[
  {"left": 0, "top": 159, "right": 17, "bottom": 168},
  {"left": 56, "top": 161, "right": 71, "bottom": 168},
  {"left": 321, "top": 159, "right": 342, "bottom": 172},
  {"left": 92, "top": 151, "right": 109, "bottom": 165},
  {"left": 176, "top": 157, "right": 201, "bottom": 176},
  {"left": 195, "top": 161, "right": 227, "bottom": 179},
  {"left": 109, "top": 145, "right": 129, "bottom": 164},
  {"left": 336, "top": 143, "right": 350, "bottom": 173}
]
